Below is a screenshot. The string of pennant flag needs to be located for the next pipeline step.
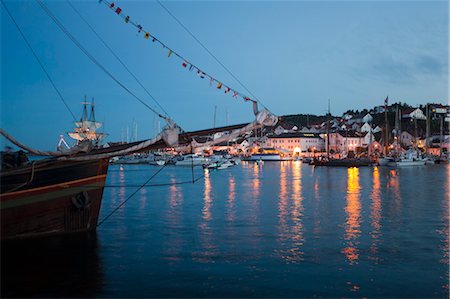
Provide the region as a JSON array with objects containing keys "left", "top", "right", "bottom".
[{"left": 99, "top": 0, "right": 256, "bottom": 104}]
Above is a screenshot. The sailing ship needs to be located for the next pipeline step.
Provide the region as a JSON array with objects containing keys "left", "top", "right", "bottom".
[
  {"left": 1, "top": 100, "right": 112, "bottom": 240},
  {"left": 0, "top": 1, "right": 279, "bottom": 240},
  {"left": 68, "top": 98, "right": 108, "bottom": 146}
]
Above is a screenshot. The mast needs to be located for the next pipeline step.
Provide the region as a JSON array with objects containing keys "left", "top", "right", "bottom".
[
  {"left": 326, "top": 99, "right": 330, "bottom": 158},
  {"left": 440, "top": 114, "right": 444, "bottom": 159},
  {"left": 384, "top": 96, "right": 389, "bottom": 156},
  {"left": 82, "top": 95, "right": 88, "bottom": 122},
  {"left": 425, "top": 104, "right": 429, "bottom": 156},
  {"left": 89, "top": 97, "right": 96, "bottom": 122}
]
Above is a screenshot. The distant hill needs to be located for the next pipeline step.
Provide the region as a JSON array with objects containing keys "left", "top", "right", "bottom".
[{"left": 280, "top": 114, "right": 328, "bottom": 128}]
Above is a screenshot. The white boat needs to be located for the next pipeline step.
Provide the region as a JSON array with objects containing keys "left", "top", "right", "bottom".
[
  {"left": 174, "top": 154, "right": 210, "bottom": 166},
  {"left": 217, "top": 161, "right": 234, "bottom": 169},
  {"left": 247, "top": 148, "right": 292, "bottom": 161},
  {"left": 387, "top": 150, "right": 426, "bottom": 167},
  {"left": 378, "top": 156, "right": 394, "bottom": 166}
]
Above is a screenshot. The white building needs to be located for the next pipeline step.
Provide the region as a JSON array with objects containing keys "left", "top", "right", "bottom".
[
  {"left": 263, "top": 132, "right": 325, "bottom": 155},
  {"left": 362, "top": 113, "right": 373, "bottom": 123},
  {"left": 327, "top": 131, "right": 373, "bottom": 153},
  {"left": 402, "top": 108, "right": 426, "bottom": 120}
]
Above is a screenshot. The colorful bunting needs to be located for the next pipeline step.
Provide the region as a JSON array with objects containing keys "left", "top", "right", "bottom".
[{"left": 100, "top": 0, "right": 257, "bottom": 106}]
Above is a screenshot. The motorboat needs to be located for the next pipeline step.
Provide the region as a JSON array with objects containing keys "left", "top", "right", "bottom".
[
  {"left": 387, "top": 150, "right": 426, "bottom": 167},
  {"left": 247, "top": 148, "right": 291, "bottom": 161}
]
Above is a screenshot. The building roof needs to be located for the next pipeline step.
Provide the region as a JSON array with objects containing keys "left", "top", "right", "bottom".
[
  {"left": 335, "top": 130, "right": 368, "bottom": 138},
  {"left": 268, "top": 132, "right": 323, "bottom": 139}
]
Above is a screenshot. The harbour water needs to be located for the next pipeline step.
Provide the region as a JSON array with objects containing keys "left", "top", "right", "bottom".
[{"left": 2, "top": 162, "right": 449, "bottom": 298}]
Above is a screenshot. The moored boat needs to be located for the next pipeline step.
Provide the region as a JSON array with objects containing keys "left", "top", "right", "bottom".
[
  {"left": 1, "top": 157, "right": 109, "bottom": 240},
  {"left": 313, "top": 157, "right": 372, "bottom": 167},
  {"left": 246, "top": 148, "right": 291, "bottom": 161}
]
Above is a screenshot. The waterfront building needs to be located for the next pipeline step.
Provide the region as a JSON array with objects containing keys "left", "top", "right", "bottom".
[
  {"left": 262, "top": 132, "right": 325, "bottom": 155},
  {"left": 327, "top": 130, "right": 373, "bottom": 153}
]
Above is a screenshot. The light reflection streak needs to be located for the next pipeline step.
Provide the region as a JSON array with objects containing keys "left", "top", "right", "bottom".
[
  {"left": 439, "top": 166, "right": 450, "bottom": 291},
  {"left": 313, "top": 176, "right": 321, "bottom": 236},
  {"left": 388, "top": 169, "right": 401, "bottom": 214},
  {"left": 164, "top": 176, "right": 184, "bottom": 260},
  {"left": 202, "top": 169, "right": 212, "bottom": 222},
  {"left": 369, "top": 167, "right": 382, "bottom": 261},
  {"left": 227, "top": 174, "right": 236, "bottom": 222},
  {"left": 195, "top": 169, "right": 215, "bottom": 263},
  {"left": 342, "top": 167, "right": 361, "bottom": 264},
  {"left": 277, "top": 162, "right": 288, "bottom": 242},
  {"left": 289, "top": 161, "right": 304, "bottom": 262}
]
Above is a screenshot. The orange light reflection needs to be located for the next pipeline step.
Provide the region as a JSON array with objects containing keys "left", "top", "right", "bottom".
[{"left": 342, "top": 167, "right": 361, "bottom": 264}]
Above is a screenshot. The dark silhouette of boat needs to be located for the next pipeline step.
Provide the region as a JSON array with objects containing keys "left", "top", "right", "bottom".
[{"left": 312, "top": 157, "right": 372, "bottom": 167}]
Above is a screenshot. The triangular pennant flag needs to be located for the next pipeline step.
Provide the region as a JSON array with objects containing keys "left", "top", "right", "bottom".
[
  {"left": 125, "top": 16, "right": 130, "bottom": 23},
  {"left": 144, "top": 32, "right": 150, "bottom": 39},
  {"left": 168, "top": 50, "right": 173, "bottom": 57},
  {"left": 217, "top": 82, "right": 222, "bottom": 89},
  {"left": 182, "top": 61, "right": 188, "bottom": 68},
  {"left": 115, "top": 7, "right": 122, "bottom": 14}
]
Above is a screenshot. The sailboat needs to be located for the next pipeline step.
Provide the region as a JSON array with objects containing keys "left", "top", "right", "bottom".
[{"left": 386, "top": 105, "right": 426, "bottom": 167}]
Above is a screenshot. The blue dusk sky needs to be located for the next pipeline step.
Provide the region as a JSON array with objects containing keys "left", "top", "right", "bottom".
[{"left": 1, "top": 0, "right": 448, "bottom": 150}]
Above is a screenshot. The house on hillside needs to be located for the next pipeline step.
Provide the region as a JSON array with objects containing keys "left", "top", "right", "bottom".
[
  {"left": 360, "top": 122, "right": 372, "bottom": 133},
  {"left": 402, "top": 108, "right": 426, "bottom": 120},
  {"left": 362, "top": 113, "right": 373, "bottom": 123},
  {"left": 274, "top": 123, "right": 298, "bottom": 135},
  {"left": 400, "top": 131, "right": 415, "bottom": 147}
]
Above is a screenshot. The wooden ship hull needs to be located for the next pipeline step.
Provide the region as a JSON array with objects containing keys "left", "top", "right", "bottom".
[{"left": 1, "top": 158, "right": 109, "bottom": 241}]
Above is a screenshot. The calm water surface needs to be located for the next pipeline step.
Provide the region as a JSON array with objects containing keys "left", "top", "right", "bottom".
[{"left": 3, "top": 162, "right": 449, "bottom": 298}]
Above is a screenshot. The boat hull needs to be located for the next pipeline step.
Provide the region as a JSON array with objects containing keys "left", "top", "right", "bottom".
[
  {"left": 387, "top": 160, "right": 426, "bottom": 167},
  {"left": 1, "top": 158, "right": 109, "bottom": 241},
  {"left": 314, "top": 158, "right": 372, "bottom": 167}
]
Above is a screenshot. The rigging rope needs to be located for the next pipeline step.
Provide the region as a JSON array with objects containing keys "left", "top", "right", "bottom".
[
  {"left": 156, "top": 0, "right": 270, "bottom": 112},
  {"left": 1, "top": 0, "right": 77, "bottom": 121},
  {"left": 35, "top": 0, "right": 168, "bottom": 121},
  {"left": 99, "top": 0, "right": 260, "bottom": 106},
  {"left": 97, "top": 163, "right": 167, "bottom": 227},
  {"left": 66, "top": 0, "right": 170, "bottom": 118}
]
